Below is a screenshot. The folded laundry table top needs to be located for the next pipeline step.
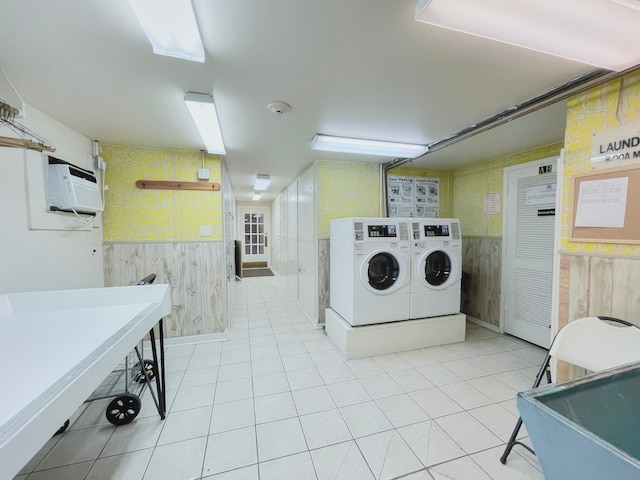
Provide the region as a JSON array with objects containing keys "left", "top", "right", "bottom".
[{"left": 0, "top": 284, "right": 171, "bottom": 480}]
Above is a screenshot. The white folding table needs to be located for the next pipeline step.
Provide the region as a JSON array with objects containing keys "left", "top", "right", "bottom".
[{"left": 0, "top": 284, "right": 171, "bottom": 480}]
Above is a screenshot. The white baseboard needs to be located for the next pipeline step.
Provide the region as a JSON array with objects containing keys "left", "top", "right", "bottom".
[{"left": 162, "top": 332, "right": 228, "bottom": 347}]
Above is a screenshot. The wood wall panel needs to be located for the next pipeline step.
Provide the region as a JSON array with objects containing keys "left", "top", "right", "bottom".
[
  {"left": 103, "top": 241, "right": 226, "bottom": 338},
  {"left": 556, "top": 255, "right": 572, "bottom": 382},
  {"left": 155, "top": 243, "right": 186, "bottom": 337},
  {"left": 462, "top": 236, "right": 501, "bottom": 327},
  {"left": 558, "top": 253, "right": 640, "bottom": 381},
  {"left": 103, "top": 244, "right": 115, "bottom": 286},
  {"left": 558, "top": 255, "right": 571, "bottom": 332},
  {"left": 588, "top": 258, "right": 613, "bottom": 316},
  {"left": 568, "top": 255, "right": 589, "bottom": 322},
  {"left": 611, "top": 258, "right": 640, "bottom": 324},
  {"left": 563, "top": 255, "right": 589, "bottom": 381}
]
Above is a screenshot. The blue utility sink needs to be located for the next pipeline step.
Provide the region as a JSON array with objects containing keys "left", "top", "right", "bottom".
[{"left": 518, "top": 362, "right": 640, "bottom": 480}]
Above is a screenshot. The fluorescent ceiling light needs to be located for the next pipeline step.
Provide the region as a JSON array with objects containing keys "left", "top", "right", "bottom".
[
  {"left": 415, "top": 0, "right": 640, "bottom": 72},
  {"left": 252, "top": 192, "right": 261, "bottom": 201},
  {"left": 310, "top": 134, "right": 428, "bottom": 158},
  {"left": 129, "top": 0, "right": 204, "bottom": 62},
  {"left": 254, "top": 174, "right": 271, "bottom": 191},
  {"left": 610, "top": 0, "right": 640, "bottom": 11},
  {"left": 184, "top": 92, "right": 226, "bottom": 155}
]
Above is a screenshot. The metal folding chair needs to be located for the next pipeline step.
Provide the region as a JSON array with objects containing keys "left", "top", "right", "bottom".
[{"left": 500, "top": 316, "right": 640, "bottom": 464}]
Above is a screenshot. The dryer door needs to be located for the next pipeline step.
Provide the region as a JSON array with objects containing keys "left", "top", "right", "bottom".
[
  {"left": 360, "top": 250, "right": 408, "bottom": 294},
  {"left": 417, "top": 247, "right": 459, "bottom": 290}
]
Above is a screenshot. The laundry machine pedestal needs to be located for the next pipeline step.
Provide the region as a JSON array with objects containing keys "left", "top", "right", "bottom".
[{"left": 325, "top": 308, "right": 466, "bottom": 360}]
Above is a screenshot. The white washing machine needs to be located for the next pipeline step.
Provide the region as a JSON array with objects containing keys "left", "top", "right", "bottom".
[
  {"left": 409, "top": 218, "right": 462, "bottom": 319},
  {"left": 330, "top": 217, "right": 411, "bottom": 326}
]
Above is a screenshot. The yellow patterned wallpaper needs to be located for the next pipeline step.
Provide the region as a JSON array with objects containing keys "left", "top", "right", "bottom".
[
  {"left": 562, "top": 70, "right": 640, "bottom": 255},
  {"left": 452, "top": 143, "right": 563, "bottom": 237},
  {"left": 317, "top": 160, "right": 381, "bottom": 238},
  {"left": 101, "top": 144, "right": 222, "bottom": 242},
  {"left": 316, "top": 146, "right": 564, "bottom": 240}
]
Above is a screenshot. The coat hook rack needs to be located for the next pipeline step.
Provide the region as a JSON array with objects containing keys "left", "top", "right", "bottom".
[{"left": 1, "top": 100, "right": 55, "bottom": 152}]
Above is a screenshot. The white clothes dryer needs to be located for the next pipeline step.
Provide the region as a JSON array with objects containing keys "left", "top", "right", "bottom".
[
  {"left": 409, "top": 218, "right": 462, "bottom": 319},
  {"left": 330, "top": 217, "right": 411, "bottom": 326}
]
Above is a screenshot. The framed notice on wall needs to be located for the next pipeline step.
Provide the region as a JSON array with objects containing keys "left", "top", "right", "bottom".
[
  {"left": 571, "top": 164, "right": 640, "bottom": 243},
  {"left": 387, "top": 175, "right": 439, "bottom": 218}
]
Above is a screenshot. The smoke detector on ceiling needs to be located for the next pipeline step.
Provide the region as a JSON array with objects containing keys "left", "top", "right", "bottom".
[{"left": 267, "top": 101, "right": 291, "bottom": 115}]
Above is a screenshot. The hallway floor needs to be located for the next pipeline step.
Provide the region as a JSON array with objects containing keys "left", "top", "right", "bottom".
[{"left": 16, "top": 276, "right": 546, "bottom": 479}]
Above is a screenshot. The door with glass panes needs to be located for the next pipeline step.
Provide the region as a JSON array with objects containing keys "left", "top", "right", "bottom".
[{"left": 237, "top": 206, "right": 270, "bottom": 267}]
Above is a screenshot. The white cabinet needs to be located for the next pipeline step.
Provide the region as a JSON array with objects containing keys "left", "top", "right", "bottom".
[
  {"left": 287, "top": 237, "right": 298, "bottom": 298},
  {"left": 287, "top": 182, "right": 298, "bottom": 240},
  {"left": 298, "top": 168, "right": 314, "bottom": 243},
  {"left": 270, "top": 165, "right": 319, "bottom": 325},
  {"left": 279, "top": 190, "right": 287, "bottom": 238},
  {"left": 286, "top": 182, "right": 299, "bottom": 297}
]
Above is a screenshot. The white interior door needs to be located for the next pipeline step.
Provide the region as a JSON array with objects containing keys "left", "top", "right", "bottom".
[
  {"left": 237, "top": 206, "right": 270, "bottom": 267},
  {"left": 501, "top": 157, "right": 558, "bottom": 348}
]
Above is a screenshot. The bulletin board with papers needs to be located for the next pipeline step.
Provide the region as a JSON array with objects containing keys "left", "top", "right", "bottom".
[
  {"left": 387, "top": 175, "right": 440, "bottom": 218},
  {"left": 571, "top": 164, "right": 640, "bottom": 243}
]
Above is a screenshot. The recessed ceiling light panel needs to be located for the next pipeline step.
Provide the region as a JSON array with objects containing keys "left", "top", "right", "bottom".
[
  {"left": 254, "top": 174, "right": 271, "bottom": 191},
  {"left": 415, "top": 0, "right": 640, "bottom": 71},
  {"left": 311, "top": 134, "right": 428, "bottom": 158},
  {"left": 184, "top": 92, "right": 225, "bottom": 154},
  {"left": 129, "top": 0, "right": 205, "bottom": 62}
]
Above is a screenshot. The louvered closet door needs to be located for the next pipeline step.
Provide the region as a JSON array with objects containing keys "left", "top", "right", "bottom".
[{"left": 503, "top": 158, "right": 557, "bottom": 348}]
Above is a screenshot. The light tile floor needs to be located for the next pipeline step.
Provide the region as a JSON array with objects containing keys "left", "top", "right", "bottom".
[{"left": 16, "top": 276, "right": 546, "bottom": 480}]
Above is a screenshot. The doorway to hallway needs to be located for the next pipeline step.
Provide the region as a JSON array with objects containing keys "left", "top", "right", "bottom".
[{"left": 237, "top": 206, "right": 271, "bottom": 269}]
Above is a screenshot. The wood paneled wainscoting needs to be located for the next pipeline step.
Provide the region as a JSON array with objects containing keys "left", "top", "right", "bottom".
[
  {"left": 461, "top": 236, "right": 502, "bottom": 329},
  {"left": 557, "top": 252, "right": 640, "bottom": 380},
  {"left": 103, "top": 242, "right": 227, "bottom": 338}
]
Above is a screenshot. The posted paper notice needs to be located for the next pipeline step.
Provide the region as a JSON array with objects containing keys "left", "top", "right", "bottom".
[{"left": 574, "top": 177, "right": 628, "bottom": 228}]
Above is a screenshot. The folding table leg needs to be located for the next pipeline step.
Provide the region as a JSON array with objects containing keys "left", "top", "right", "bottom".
[{"left": 148, "top": 319, "right": 166, "bottom": 419}]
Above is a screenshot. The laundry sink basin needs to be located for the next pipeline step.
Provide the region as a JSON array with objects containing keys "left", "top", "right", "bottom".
[{"left": 518, "top": 361, "right": 640, "bottom": 480}]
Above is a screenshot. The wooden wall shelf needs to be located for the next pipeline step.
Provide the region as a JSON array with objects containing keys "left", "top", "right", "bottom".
[{"left": 135, "top": 180, "right": 220, "bottom": 191}]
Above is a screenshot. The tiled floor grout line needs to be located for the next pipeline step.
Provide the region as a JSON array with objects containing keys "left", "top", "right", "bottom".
[
  {"left": 168, "top": 360, "right": 530, "bottom": 472},
  {"left": 244, "top": 280, "right": 402, "bottom": 477}
]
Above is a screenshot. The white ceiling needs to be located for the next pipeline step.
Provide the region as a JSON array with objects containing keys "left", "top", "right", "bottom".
[{"left": 0, "top": 0, "right": 595, "bottom": 202}]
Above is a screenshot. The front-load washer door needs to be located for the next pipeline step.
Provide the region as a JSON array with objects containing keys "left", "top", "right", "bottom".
[
  {"left": 417, "top": 248, "right": 459, "bottom": 290},
  {"left": 360, "top": 250, "right": 409, "bottom": 295}
]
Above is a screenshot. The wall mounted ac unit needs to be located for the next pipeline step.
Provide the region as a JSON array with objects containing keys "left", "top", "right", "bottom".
[{"left": 48, "top": 162, "right": 103, "bottom": 214}]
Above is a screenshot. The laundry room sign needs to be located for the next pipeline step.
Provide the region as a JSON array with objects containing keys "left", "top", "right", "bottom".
[
  {"left": 387, "top": 175, "right": 439, "bottom": 218},
  {"left": 591, "top": 120, "right": 640, "bottom": 169}
]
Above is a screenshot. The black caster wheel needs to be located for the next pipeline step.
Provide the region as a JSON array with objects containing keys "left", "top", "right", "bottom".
[
  {"left": 105, "top": 394, "right": 141, "bottom": 425},
  {"left": 134, "top": 359, "right": 156, "bottom": 383},
  {"left": 54, "top": 419, "right": 70, "bottom": 435}
]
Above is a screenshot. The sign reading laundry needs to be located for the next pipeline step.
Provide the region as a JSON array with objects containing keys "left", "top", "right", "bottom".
[
  {"left": 591, "top": 120, "right": 640, "bottom": 169},
  {"left": 526, "top": 183, "right": 556, "bottom": 206}
]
